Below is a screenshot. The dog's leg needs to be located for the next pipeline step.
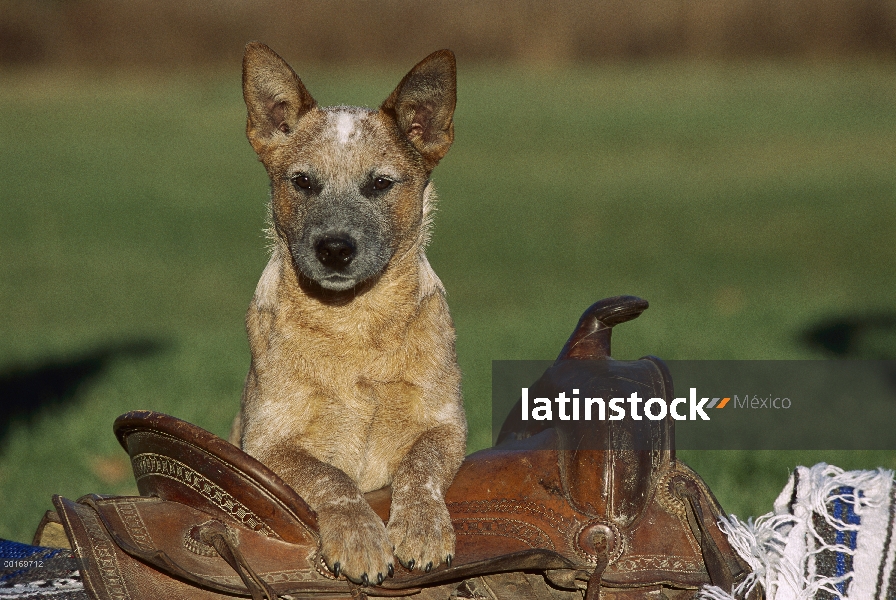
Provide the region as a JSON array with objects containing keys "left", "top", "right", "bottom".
[
  {"left": 387, "top": 424, "right": 466, "bottom": 571},
  {"left": 227, "top": 413, "right": 242, "bottom": 446},
  {"left": 257, "top": 442, "right": 394, "bottom": 585}
]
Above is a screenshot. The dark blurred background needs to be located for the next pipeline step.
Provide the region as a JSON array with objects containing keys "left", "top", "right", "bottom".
[{"left": 2, "top": 0, "right": 896, "bottom": 70}]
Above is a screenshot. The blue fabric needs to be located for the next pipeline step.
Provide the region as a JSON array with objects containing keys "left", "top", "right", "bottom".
[
  {"left": 831, "top": 486, "right": 862, "bottom": 597},
  {"left": 0, "top": 538, "right": 85, "bottom": 598},
  {"left": 0, "top": 539, "right": 68, "bottom": 584}
]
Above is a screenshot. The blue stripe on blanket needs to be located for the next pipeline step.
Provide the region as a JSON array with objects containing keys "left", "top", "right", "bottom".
[
  {"left": 831, "top": 486, "right": 861, "bottom": 597},
  {"left": 814, "top": 486, "right": 862, "bottom": 600}
]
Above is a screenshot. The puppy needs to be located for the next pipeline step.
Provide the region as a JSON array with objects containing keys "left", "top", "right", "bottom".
[{"left": 232, "top": 42, "right": 466, "bottom": 586}]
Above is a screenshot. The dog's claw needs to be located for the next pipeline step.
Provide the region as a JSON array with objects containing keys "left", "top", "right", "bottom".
[
  {"left": 376, "top": 572, "right": 384, "bottom": 585},
  {"left": 332, "top": 562, "right": 341, "bottom": 578},
  {"left": 425, "top": 561, "right": 432, "bottom": 572},
  {"left": 388, "top": 563, "right": 394, "bottom": 577},
  {"left": 446, "top": 554, "right": 453, "bottom": 568},
  {"left": 407, "top": 559, "right": 415, "bottom": 571},
  {"left": 361, "top": 573, "right": 369, "bottom": 586}
]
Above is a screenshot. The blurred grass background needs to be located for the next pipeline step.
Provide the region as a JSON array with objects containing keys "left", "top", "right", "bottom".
[{"left": 1, "top": 1, "right": 895, "bottom": 543}]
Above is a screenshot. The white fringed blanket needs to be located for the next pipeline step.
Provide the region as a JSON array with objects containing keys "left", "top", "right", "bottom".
[{"left": 700, "top": 463, "right": 896, "bottom": 600}]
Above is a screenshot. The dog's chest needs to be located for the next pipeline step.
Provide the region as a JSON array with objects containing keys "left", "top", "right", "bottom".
[{"left": 298, "top": 379, "right": 430, "bottom": 491}]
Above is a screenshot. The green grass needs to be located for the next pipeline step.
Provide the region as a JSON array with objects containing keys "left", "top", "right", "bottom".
[{"left": 1, "top": 61, "right": 895, "bottom": 542}]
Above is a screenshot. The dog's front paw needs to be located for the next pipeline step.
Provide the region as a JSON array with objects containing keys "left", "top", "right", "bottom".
[
  {"left": 317, "top": 498, "right": 394, "bottom": 585},
  {"left": 387, "top": 496, "right": 455, "bottom": 573}
]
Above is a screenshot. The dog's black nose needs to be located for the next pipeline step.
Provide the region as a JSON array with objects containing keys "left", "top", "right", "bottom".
[{"left": 315, "top": 236, "right": 356, "bottom": 270}]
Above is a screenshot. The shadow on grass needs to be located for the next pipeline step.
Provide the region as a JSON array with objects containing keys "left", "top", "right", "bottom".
[
  {"left": 0, "top": 340, "right": 169, "bottom": 446},
  {"left": 803, "top": 312, "right": 896, "bottom": 360}
]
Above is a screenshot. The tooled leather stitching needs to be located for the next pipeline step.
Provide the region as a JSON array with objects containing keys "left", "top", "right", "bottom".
[
  {"left": 448, "top": 499, "right": 580, "bottom": 533},
  {"left": 113, "top": 501, "right": 154, "bottom": 552},
  {"left": 202, "top": 568, "right": 324, "bottom": 585},
  {"left": 668, "top": 463, "right": 726, "bottom": 560},
  {"left": 633, "top": 466, "right": 704, "bottom": 561},
  {"left": 656, "top": 469, "right": 688, "bottom": 519},
  {"left": 131, "top": 453, "right": 278, "bottom": 538},
  {"left": 610, "top": 554, "right": 705, "bottom": 574},
  {"left": 183, "top": 522, "right": 218, "bottom": 557},
  {"left": 69, "top": 503, "right": 131, "bottom": 600},
  {"left": 129, "top": 429, "right": 317, "bottom": 538},
  {"left": 452, "top": 518, "right": 555, "bottom": 550},
  {"left": 449, "top": 499, "right": 582, "bottom": 558}
]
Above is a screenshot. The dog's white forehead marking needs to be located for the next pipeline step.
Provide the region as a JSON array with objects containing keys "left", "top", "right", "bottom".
[
  {"left": 325, "top": 107, "right": 367, "bottom": 145},
  {"left": 335, "top": 112, "right": 357, "bottom": 144}
]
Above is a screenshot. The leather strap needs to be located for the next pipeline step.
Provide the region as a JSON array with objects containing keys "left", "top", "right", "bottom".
[
  {"left": 583, "top": 531, "right": 609, "bottom": 600},
  {"left": 195, "top": 520, "right": 276, "bottom": 600},
  {"left": 673, "top": 474, "right": 749, "bottom": 591}
]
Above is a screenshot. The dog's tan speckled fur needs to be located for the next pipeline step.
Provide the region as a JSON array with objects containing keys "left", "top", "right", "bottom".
[{"left": 231, "top": 43, "right": 466, "bottom": 586}]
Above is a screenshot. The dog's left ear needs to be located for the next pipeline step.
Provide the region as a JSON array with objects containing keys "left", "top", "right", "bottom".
[{"left": 381, "top": 50, "right": 456, "bottom": 169}]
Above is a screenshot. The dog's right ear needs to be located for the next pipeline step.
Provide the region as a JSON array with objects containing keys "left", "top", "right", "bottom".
[{"left": 242, "top": 42, "right": 316, "bottom": 154}]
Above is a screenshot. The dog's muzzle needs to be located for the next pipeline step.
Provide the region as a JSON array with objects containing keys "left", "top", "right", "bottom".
[
  {"left": 289, "top": 226, "right": 392, "bottom": 292},
  {"left": 287, "top": 194, "right": 395, "bottom": 292}
]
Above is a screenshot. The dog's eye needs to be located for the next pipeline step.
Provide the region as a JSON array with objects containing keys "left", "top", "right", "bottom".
[
  {"left": 372, "top": 177, "right": 393, "bottom": 192},
  {"left": 291, "top": 173, "right": 312, "bottom": 190}
]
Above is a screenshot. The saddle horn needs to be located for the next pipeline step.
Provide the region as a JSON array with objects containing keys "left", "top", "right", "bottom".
[
  {"left": 495, "top": 295, "right": 652, "bottom": 446},
  {"left": 556, "top": 295, "right": 649, "bottom": 361}
]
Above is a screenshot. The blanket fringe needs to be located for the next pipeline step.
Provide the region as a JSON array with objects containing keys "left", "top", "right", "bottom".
[{"left": 697, "top": 463, "right": 894, "bottom": 600}]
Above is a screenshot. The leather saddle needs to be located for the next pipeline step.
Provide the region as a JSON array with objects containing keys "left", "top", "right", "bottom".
[{"left": 49, "top": 296, "right": 753, "bottom": 599}]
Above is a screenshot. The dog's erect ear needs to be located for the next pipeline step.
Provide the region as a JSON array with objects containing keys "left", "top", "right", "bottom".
[
  {"left": 381, "top": 50, "right": 456, "bottom": 169},
  {"left": 242, "top": 42, "right": 316, "bottom": 154}
]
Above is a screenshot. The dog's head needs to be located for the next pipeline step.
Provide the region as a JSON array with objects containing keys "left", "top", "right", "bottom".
[{"left": 242, "top": 43, "right": 455, "bottom": 293}]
